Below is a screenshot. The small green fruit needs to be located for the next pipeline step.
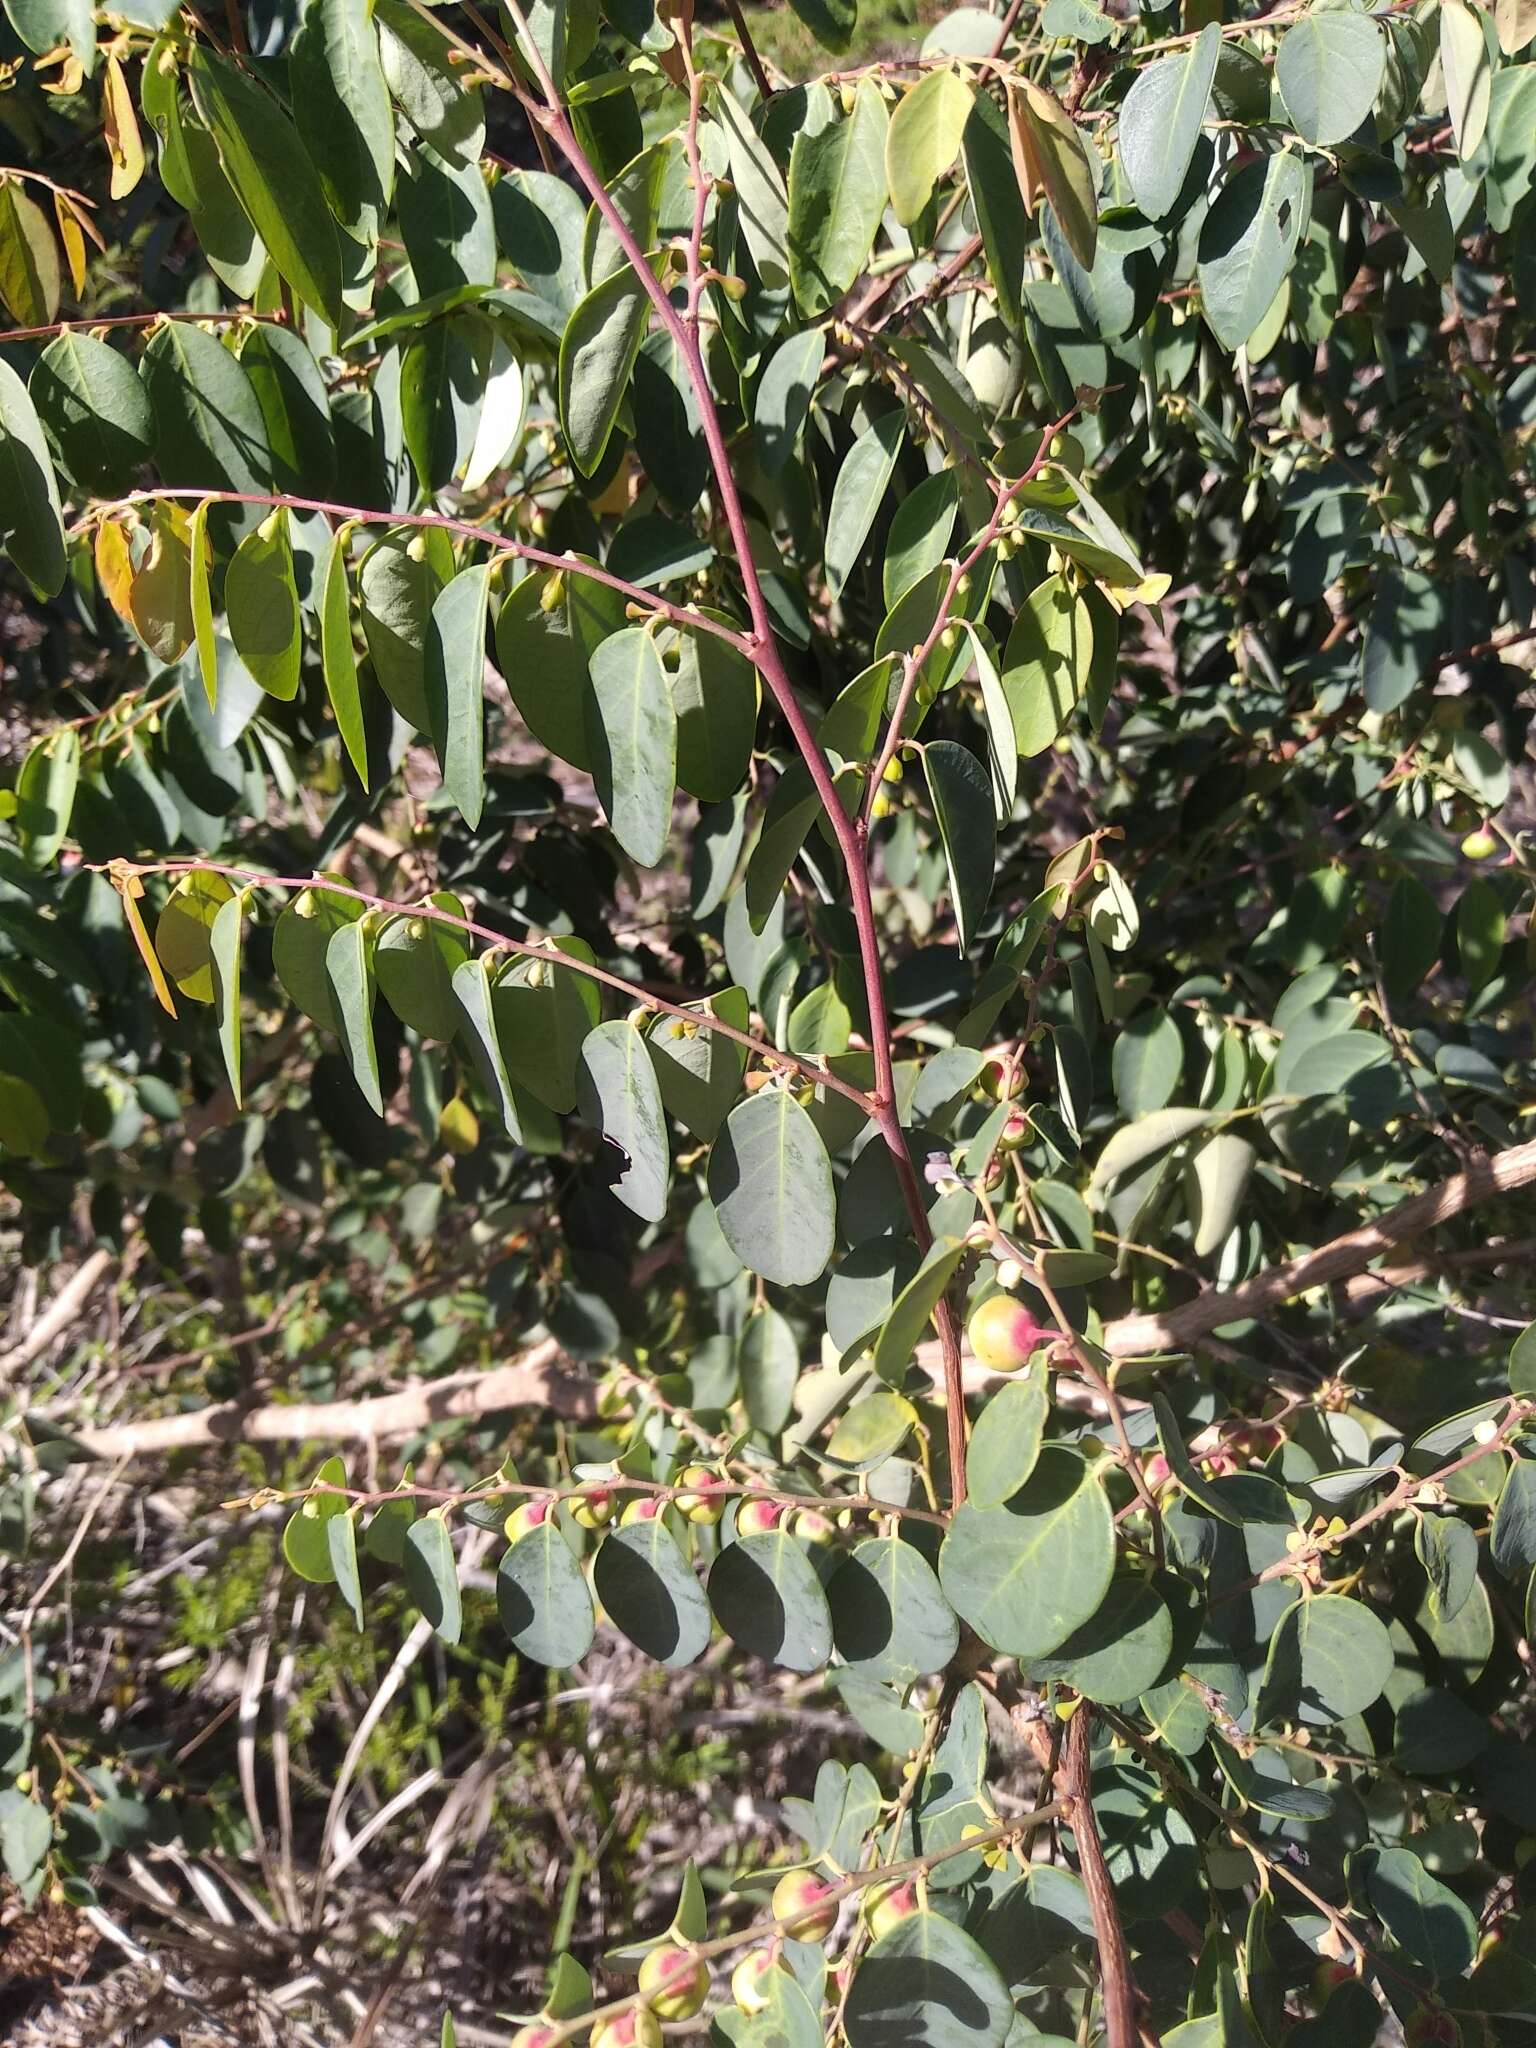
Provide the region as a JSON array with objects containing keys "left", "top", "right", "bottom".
[
  {"left": 771, "top": 1869, "right": 838, "bottom": 1941},
  {"left": 967, "top": 1295, "right": 1049, "bottom": 1374},
  {"left": 569, "top": 1486, "right": 615, "bottom": 1531},
  {"left": 504, "top": 1497, "right": 554, "bottom": 1542},
  {"left": 735, "top": 1497, "right": 782, "bottom": 1538},
  {"left": 637, "top": 1943, "right": 709, "bottom": 2019},
  {"left": 591, "top": 2005, "right": 663, "bottom": 2048},
  {"left": 675, "top": 1467, "right": 726, "bottom": 1525},
  {"left": 730, "top": 1949, "right": 781, "bottom": 2015},
  {"left": 862, "top": 1878, "right": 919, "bottom": 1940}
]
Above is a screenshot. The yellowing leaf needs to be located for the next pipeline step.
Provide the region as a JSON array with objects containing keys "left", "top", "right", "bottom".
[
  {"left": 1440, "top": 0, "right": 1492, "bottom": 160},
  {"left": 103, "top": 54, "right": 145, "bottom": 200},
  {"left": 0, "top": 174, "right": 62, "bottom": 327},
  {"left": 128, "top": 502, "right": 195, "bottom": 662},
  {"left": 885, "top": 66, "right": 975, "bottom": 227},
  {"left": 113, "top": 866, "right": 179, "bottom": 1018},
  {"left": 1007, "top": 79, "right": 1098, "bottom": 270},
  {"left": 95, "top": 518, "right": 136, "bottom": 624},
  {"left": 155, "top": 869, "right": 236, "bottom": 1003},
  {"left": 52, "top": 191, "right": 86, "bottom": 295}
]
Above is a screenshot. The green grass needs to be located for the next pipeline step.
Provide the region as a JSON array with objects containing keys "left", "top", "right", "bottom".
[{"left": 735, "top": 0, "right": 946, "bottom": 83}]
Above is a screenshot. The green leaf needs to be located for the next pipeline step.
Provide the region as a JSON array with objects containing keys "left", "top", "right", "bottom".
[
  {"left": 646, "top": 988, "right": 749, "bottom": 1143},
  {"left": 826, "top": 1387, "right": 916, "bottom": 1468},
  {"left": 1368, "top": 565, "right": 1441, "bottom": 716},
  {"left": 886, "top": 67, "right": 975, "bottom": 227},
  {"left": 4, "top": 0, "right": 94, "bottom": 67},
  {"left": 291, "top": 0, "right": 395, "bottom": 239},
  {"left": 274, "top": 884, "right": 364, "bottom": 1032},
  {"left": 404, "top": 1515, "right": 462, "bottom": 1644},
  {"left": 714, "top": 85, "right": 790, "bottom": 289},
  {"left": 497, "top": 1521, "right": 595, "bottom": 1667},
  {"left": 495, "top": 564, "right": 623, "bottom": 770},
  {"left": 0, "top": 358, "right": 66, "bottom": 601},
  {"left": 737, "top": 1302, "right": 799, "bottom": 1434},
  {"left": 1511, "top": 1322, "right": 1536, "bottom": 1398},
  {"left": 210, "top": 888, "right": 245, "bottom": 1108},
  {"left": 226, "top": 509, "right": 302, "bottom": 701},
  {"left": 283, "top": 1454, "right": 349, "bottom": 1582},
  {"left": 708, "top": 1089, "right": 836, "bottom": 1288},
  {"left": 426, "top": 562, "right": 491, "bottom": 829},
  {"left": 593, "top": 1519, "right": 713, "bottom": 1667},
  {"left": 586, "top": 626, "right": 677, "bottom": 867},
  {"left": 670, "top": 623, "right": 757, "bottom": 802},
  {"left": 0, "top": 176, "right": 60, "bottom": 329},
  {"left": 492, "top": 940, "right": 599, "bottom": 1114},
  {"left": 755, "top": 328, "right": 823, "bottom": 478},
  {"left": 1491, "top": 1456, "right": 1536, "bottom": 1580},
  {"left": 788, "top": 81, "right": 888, "bottom": 316},
  {"left": 1198, "top": 152, "right": 1311, "bottom": 353},
  {"left": 825, "top": 409, "right": 906, "bottom": 601},
  {"left": 885, "top": 472, "right": 960, "bottom": 609},
  {"left": 376, "top": 898, "right": 470, "bottom": 1042},
  {"left": 846, "top": 1911, "right": 1012, "bottom": 2048},
  {"left": 188, "top": 48, "right": 343, "bottom": 326},
  {"left": 359, "top": 526, "right": 452, "bottom": 731},
  {"left": 709, "top": 1527, "right": 833, "bottom": 1672},
  {"left": 1116, "top": 21, "right": 1219, "bottom": 219},
  {"left": 365, "top": 1475, "right": 418, "bottom": 1564},
  {"left": 0, "top": 1791, "right": 52, "bottom": 1888},
  {"left": 1365, "top": 1846, "right": 1477, "bottom": 1979},
  {"left": 325, "top": 918, "right": 383, "bottom": 1116},
  {"left": 828, "top": 1537, "right": 958, "bottom": 1682},
  {"left": 576, "top": 1017, "right": 671, "bottom": 1222},
  {"left": 1000, "top": 574, "right": 1093, "bottom": 756},
  {"left": 1440, "top": 0, "right": 1492, "bottom": 159},
  {"left": 966, "top": 1365, "right": 1049, "bottom": 1509},
  {"left": 939, "top": 1447, "right": 1114, "bottom": 1657},
  {"left": 923, "top": 742, "right": 995, "bottom": 954},
  {"left": 188, "top": 499, "right": 218, "bottom": 712},
  {"left": 1026, "top": 1571, "right": 1174, "bottom": 1704},
  {"left": 871, "top": 1237, "right": 968, "bottom": 1385},
  {"left": 376, "top": 0, "right": 485, "bottom": 164},
  {"left": 401, "top": 319, "right": 484, "bottom": 493},
  {"left": 460, "top": 333, "right": 525, "bottom": 491},
  {"left": 30, "top": 332, "right": 153, "bottom": 496},
  {"left": 327, "top": 1510, "right": 365, "bottom": 1627},
  {"left": 1381, "top": 873, "right": 1442, "bottom": 999},
  {"left": 1184, "top": 1132, "right": 1255, "bottom": 1258},
  {"left": 451, "top": 953, "right": 523, "bottom": 1139},
  {"left": 962, "top": 89, "right": 1030, "bottom": 330},
  {"left": 140, "top": 320, "right": 272, "bottom": 495},
  {"left": 319, "top": 529, "right": 369, "bottom": 782},
  {"left": 1256, "top": 1593, "right": 1394, "bottom": 1726},
  {"left": 1456, "top": 878, "right": 1505, "bottom": 991},
  {"left": 15, "top": 728, "right": 79, "bottom": 869},
  {"left": 559, "top": 266, "right": 649, "bottom": 474},
  {"left": 1112, "top": 1009, "right": 1183, "bottom": 1116},
  {"left": 1275, "top": 11, "right": 1383, "bottom": 147}
]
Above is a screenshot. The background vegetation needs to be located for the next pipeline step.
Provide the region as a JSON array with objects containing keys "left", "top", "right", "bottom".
[{"left": 1, "top": 0, "right": 1534, "bottom": 2041}]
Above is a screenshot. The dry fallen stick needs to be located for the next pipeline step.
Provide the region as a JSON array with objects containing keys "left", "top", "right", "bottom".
[
  {"left": 60, "top": 1340, "right": 585, "bottom": 1459},
  {"left": 0, "top": 1247, "right": 117, "bottom": 1387},
  {"left": 39, "top": 1137, "right": 1536, "bottom": 1461},
  {"left": 1100, "top": 1133, "right": 1536, "bottom": 1356}
]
